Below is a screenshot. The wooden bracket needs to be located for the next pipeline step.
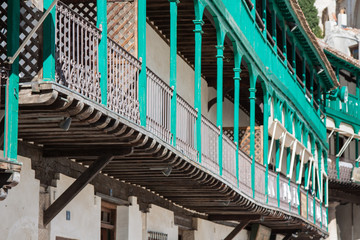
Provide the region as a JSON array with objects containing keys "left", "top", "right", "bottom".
[
  {"left": 43, "top": 155, "right": 114, "bottom": 225},
  {"left": 223, "top": 215, "right": 260, "bottom": 240}
]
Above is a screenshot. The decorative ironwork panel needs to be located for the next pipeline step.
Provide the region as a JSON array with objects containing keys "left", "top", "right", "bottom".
[
  {"left": 222, "top": 135, "right": 237, "bottom": 186},
  {"left": 176, "top": 95, "right": 197, "bottom": 160},
  {"left": 55, "top": 2, "right": 102, "bottom": 103},
  {"left": 254, "top": 163, "right": 266, "bottom": 203},
  {"left": 146, "top": 69, "right": 172, "bottom": 143},
  {"left": 268, "top": 171, "right": 277, "bottom": 207},
  {"left": 68, "top": 2, "right": 97, "bottom": 25},
  {"left": 108, "top": 38, "right": 141, "bottom": 123},
  {"left": 148, "top": 231, "right": 168, "bottom": 240},
  {"left": 201, "top": 117, "right": 220, "bottom": 174}
]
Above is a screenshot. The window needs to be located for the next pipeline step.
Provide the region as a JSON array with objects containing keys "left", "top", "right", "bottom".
[{"left": 349, "top": 44, "right": 359, "bottom": 60}]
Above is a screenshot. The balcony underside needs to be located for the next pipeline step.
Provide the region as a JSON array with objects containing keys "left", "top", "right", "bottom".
[{"left": 12, "top": 82, "right": 326, "bottom": 239}]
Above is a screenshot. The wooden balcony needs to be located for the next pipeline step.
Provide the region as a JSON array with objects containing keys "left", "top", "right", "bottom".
[{"left": 1, "top": 1, "right": 328, "bottom": 237}]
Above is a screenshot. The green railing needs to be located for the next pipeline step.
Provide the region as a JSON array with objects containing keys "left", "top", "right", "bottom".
[{"left": 327, "top": 94, "right": 360, "bottom": 120}]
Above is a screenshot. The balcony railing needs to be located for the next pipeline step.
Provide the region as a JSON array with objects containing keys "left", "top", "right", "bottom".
[
  {"left": 51, "top": 2, "right": 327, "bottom": 230},
  {"left": 146, "top": 69, "right": 173, "bottom": 143},
  {"left": 327, "top": 93, "right": 360, "bottom": 120},
  {"left": 56, "top": 2, "right": 102, "bottom": 103},
  {"left": 328, "top": 155, "right": 354, "bottom": 182}
]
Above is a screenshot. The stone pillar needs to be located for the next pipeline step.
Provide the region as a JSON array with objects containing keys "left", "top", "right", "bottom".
[
  {"left": 326, "top": 202, "right": 340, "bottom": 240},
  {"left": 116, "top": 196, "right": 143, "bottom": 240}
]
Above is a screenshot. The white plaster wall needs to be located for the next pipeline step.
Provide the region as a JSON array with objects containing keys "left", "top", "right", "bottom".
[
  {"left": 193, "top": 218, "right": 249, "bottom": 240},
  {"left": 49, "top": 174, "right": 101, "bottom": 240},
  {"left": 314, "top": 0, "right": 336, "bottom": 30},
  {"left": 116, "top": 196, "right": 143, "bottom": 240},
  {"left": 208, "top": 87, "right": 250, "bottom": 127},
  {"left": 0, "top": 155, "right": 39, "bottom": 240},
  {"left": 146, "top": 23, "right": 208, "bottom": 115},
  {"left": 336, "top": 203, "right": 353, "bottom": 240},
  {"left": 146, "top": 204, "right": 178, "bottom": 240}
]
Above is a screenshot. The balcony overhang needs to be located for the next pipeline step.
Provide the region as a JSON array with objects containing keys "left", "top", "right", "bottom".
[{"left": 11, "top": 81, "right": 327, "bottom": 238}]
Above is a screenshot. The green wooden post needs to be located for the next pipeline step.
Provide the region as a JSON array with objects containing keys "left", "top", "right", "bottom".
[
  {"left": 356, "top": 74, "right": 360, "bottom": 98},
  {"left": 249, "top": 85, "right": 256, "bottom": 197},
  {"left": 356, "top": 139, "right": 359, "bottom": 168},
  {"left": 169, "top": 0, "right": 179, "bottom": 146},
  {"left": 4, "top": 0, "right": 20, "bottom": 162},
  {"left": 138, "top": 0, "right": 147, "bottom": 126},
  {"left": 318, "top": 145, "right": 322, "bottom": 202},
  {"left": 276, "top": 140, "right": 280, "bottom": 207},
  {"left": 216, "top": 45, "right": 224, "bottom": 176},
  {"left": 234, "top": 67, "right": 241, "bottom": 185},
  {"left": 262, "top": 0, "right": 266, "bottom": 37},
  {"left": 263, "top": 92, "right": 269, "bottom": 203},
  {"left": 292, "top": 39, "right": 296, "bottom": 76},
  {"left": 193, "top": 17, "right": 204, "bottom": 162},
  {"left": 43, "top": 0, "right": 56, "bottom": 81},
  {"left": 302, "top": 59, "right": 306, "bottom": 92},
  {"left": 97, "top": 0, "right": 107, "bottom": 106},
  {"left": 335, "top": 122, "right": 340, "bottom": 179},
  {"left": 310, "top": 69, "right": 314, "bottom": 104},
  {"left": 271, "top": 6, "right": 277, "bottom": 52},
  {"left": 282, "top": 21, "right": 287, "bottom": 64}
]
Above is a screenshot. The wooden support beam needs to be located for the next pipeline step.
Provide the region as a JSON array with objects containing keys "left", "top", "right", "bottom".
[
  {"left": 43, "top": 155, "right": 114, "bottom": 225},
  {"left": 224, "top": 219, "right": 252, "bottom": 240},
  {"left": 209, "top": 214, "right": 261, "bottom": 221},
  {"left": 43, "top": 146, "right": 133, "bottom": 158},
  {"left": 283, "top": 233, "right": 293, "bottom": 240}
]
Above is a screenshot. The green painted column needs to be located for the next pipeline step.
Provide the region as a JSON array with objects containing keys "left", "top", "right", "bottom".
[
  {"left": 263, "top": 93, "right": 269, "bottom": 203},
  {"left": 97, "top": 0, "right": 107, "bottom": 105},
  {"left": 43, "top": 0, "right": 56, "bottom": 81},
  {"left": 169, "top": 0, "right": 179, "bottom": 146},
  {"left": 310, "top": 69, "right": 314, "bottom": 104},
  {"left": 234, "top": 67, "right": 241, "bottom": 185},
  {"left": 335, "top": 131, "right": 340, "bottom": 179},
  {"left": 292, "top": 39, "right": 296, "bottom": 76},
  {"left": 249, "top": 86, "right": 256, "bottom": 197},
  {"left": 216, "top": 45, "right": 224, "bottom": 176},
  {"left": 193, "top": 19, "right": 204, "bottom": 162},
  {"left": 271, "top": 7, "right": 277, "bottom": 52},
  {"left": 282, "top": 21, "right": 287, "bottom": 63},
  {"left": 138, "top": 0, "right": 147, "bottom": 126},
  {"left": 276, "top": 140, "right": 280, "bottom": 207},
  {"left": 302, "top": 59, "right": 306, "bottom": 92},
  {"left": 262, "top": 0, "right": 266, "bottom": 37},
  {"left": 4, "top": 0, "right": 20, "bottom": 162},
  {"left": 356, "top": 139, "right": 359, "bottom": 168},
  {"left": 318, "top": 145, "right": 322, "bottom": 202},
  {"left": 356, "top": 74, "right": 360, "bottom": 98}
]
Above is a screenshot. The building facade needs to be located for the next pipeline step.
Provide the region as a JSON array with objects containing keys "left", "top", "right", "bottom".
[{"left": 0, "top": 0, "right": 347, "bottom": 239}]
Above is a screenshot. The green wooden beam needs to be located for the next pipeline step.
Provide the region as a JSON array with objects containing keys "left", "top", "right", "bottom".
[
  {"left": 97, "top": 0, "right": 107, "bottom": 106},
  {"left": 234, "top": 67, "right": 241, "bottom": 185},
  {"left": 193, "top": 16, "right": 204, "bottom": 162},
  {"left": 43, "top": 0, "right": 56, "bottom": 81},
  {"left": 169, "top": 0, "right": 179, "bottom": 146},
  {"left": 249, "top": 86, "right": 256, "bottom": 197},
  {"left": 263, "top": 92, "right": 269, "bottom": 203},
  {"left": 4, "top": 0, "right": 20, "bottom": 163},
  {"left": 138, "top": 0, "right": 147, "bottom": 126},
  {"left": 217, "top": 44, "right": 225, "bottom": 176}
]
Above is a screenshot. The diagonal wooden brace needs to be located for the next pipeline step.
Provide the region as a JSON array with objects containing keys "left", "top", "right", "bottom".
[
  {"left": 43, "top": 155, "right": 115, "bottom": 225},
  {"left": 224, "top": 215, "right": 259, "bottom": 240}
]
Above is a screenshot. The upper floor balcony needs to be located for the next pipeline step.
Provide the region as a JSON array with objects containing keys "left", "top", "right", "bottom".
[{"left": 0, "top": 0, "right": 336, "bottom": 237}]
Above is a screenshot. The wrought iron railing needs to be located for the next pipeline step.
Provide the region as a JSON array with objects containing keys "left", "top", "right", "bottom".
[
  {"left": 328, "top": 155, "right": 354, "bottom": 182},
  {"left": 201, "top": 117, "right": 220, "bottom": 174},
  {"left": 56, "top": 2, "right": 102, "bottom": 103},
  {"left": 222, "top": 134, "right": 237, "bottom": 186},
  {"left": 107, "top": 38, "right": 141, "bottom": 123},
  {"left": 176, "top": 95, "right": 197, "bottom": 160},
  {"left": 254, "top": 163, "right": 266, "bottom": 203},
  {"left": 146, "top": 69, "right": 173, "bottom": 143}
]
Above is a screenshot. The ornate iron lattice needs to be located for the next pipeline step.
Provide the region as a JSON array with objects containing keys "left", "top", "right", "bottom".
[{"left": 68, "top": 2, "right": 97, "bottom": 25}]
